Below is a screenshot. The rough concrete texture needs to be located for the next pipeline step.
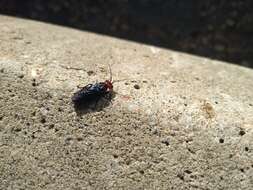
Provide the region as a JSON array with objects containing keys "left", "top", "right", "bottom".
[{"left": 0, "top": 15, "right": 253, "bottom": 190}]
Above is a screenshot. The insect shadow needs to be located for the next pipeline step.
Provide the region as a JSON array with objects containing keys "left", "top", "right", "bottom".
[{"left": 73, "top": 86, "right": 116, "bottom": 116}]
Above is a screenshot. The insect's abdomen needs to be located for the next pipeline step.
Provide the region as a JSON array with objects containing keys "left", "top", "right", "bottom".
[
  {"left": 71, "top": 90, "right": 89, "bottom": 103},
  {"left": 72, "top": 83, "right": 107, "bottom": 104}
]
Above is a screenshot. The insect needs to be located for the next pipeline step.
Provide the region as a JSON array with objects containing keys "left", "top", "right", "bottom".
[{"left": 72, "top": 66, "right": 114, "bottom": 108}]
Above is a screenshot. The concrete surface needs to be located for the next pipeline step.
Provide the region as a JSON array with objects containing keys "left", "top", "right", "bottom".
[{"left": 0, "top": 15, "right": 253, "bottom": 190}]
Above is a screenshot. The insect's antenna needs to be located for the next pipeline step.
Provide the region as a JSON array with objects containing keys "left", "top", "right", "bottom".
[
  {"left": 107, "top": 63, "right": 131, "bottom": 84},
  {"left": 108, "top": 64, "right": 112, "bottom": 82}
]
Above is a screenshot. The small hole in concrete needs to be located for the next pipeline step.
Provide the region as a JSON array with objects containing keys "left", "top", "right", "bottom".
[
  {"left": 177, "top": 174, "right": 184, "bottom": 181},
  {"left": 219, "top": 138, "right": 224, "bottom": 143},
  {"left": 190, "top": 175, "right": 196, "bottom": 179},
  {"left": 240, "top": 168, "right": 244, "bottom": 173},
  {"left": 161, "top": 140, "right": 169, "bottom": 146},
  {"left": 245, "top": 147, "right": 249, "bottom": 152},
  {"left": 126, "top": 160, "right": 131, "bottom": 165},
  {"left": 65, "top": 137, "right": 73, "bottom": 141},
  {"left": 124, "top": 82, "right": 129, "bottom": 85},
  {"left": 184, "top": 103, "right": 188, "bottom": 106},
  {"left": 77, "top": 137, "right": 83, "bottom": 141},
  {"left": 0, "top": 116, "right": 3, "bottom": 121},
  {"left": 0, "top": 68, "right": 4, "bottom": 73},
  {"left": 239, "top": 130, "right": 246, "bottom": 136},
  {"left": 134, "top": 84, "right": 140, "bottom": 89},
  {"left": 187, "top": 148, "right": 195, "bottom": 154},
  {"left": 40, "top": 118, "right": 46, "bottom": 124},
  {"left": 49, "top": 124, "right": 54, "bottom": 129},
  {"left": 113, "top": 154, "right": 118, "bottom": 159},
  {"left": 215, "top": 101, "right": 218, "bottom": 104},
  {"left": 142, "top": 80, "right": 147, "bottom": 83},
  {"left": 26, "top": 122, "right": 30, "bottom": 126},
  {"left": 249, "top": 103, "right": 253, "bottom": 107},
  {"left": 32, "top": 79, "right": 37, "bottom": 86},
  {"left": 58, "top": 107, "right": 63, "bottom": 112},
  {"left": 139, "top": 170, "right": 144, "bottom": 174},
  {"left": 184, "top": 170, "right": 192, "bottom": 174},
  {"left": 87, "top": 70, "right": 94, "bottom": 76},
  {"left": 32, "top": 111, "right": 36, "bottom": 116},
  {"left": 14, "top": 128, "right": 22, "bottom": 132},
  {"left": 18, "top": 74, "right": 24, "bottom": 79}
]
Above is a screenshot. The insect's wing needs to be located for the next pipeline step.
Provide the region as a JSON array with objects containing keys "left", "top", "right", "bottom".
[
  {"left": 72, "top": 83, "right": 106, "bottom": 103},
  {"left": 84, "top": 83, "right": 107, "bottom": 96},
  {"left": 72, "top": 84, "right": 91, "bottom": 102},
  {"left": 82, "top": 84, "right": 93, "bottom": 90}
]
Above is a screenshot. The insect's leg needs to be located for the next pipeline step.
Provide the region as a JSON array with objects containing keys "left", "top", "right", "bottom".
[
  {"left": 93, "top": 97, "right": 101, "bottom": 110},
  {"left": 77, "top": 85, "right": 83, "bottom": 89},
  {"left": 102, "top": 92, "right": 114, "bottom": 105},
  {"left": 77, "top": 84, "right": 93, "bottom": 89},
  {"left": 101, "top": 96, "right": 112, "bottom": 105}
]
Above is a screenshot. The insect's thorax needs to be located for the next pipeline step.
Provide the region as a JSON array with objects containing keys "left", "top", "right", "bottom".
[{"left": 89, "top": 82, "right": 107, "bottom": 92}]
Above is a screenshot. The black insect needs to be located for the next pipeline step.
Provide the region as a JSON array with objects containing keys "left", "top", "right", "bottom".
[{"left": 72, "top": 66, "right": 114, "bottom": 109}]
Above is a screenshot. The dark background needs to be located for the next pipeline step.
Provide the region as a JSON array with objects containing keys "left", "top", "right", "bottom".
[{"left": 1, "top": 0, "right": 253, "bottom": 68}]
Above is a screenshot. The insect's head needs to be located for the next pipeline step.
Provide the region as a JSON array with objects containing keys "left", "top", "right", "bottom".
[{"left": 105, "top": 80, "right": 113, "bottom": 90}]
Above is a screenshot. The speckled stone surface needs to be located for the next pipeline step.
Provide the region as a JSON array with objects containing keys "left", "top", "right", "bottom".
[{"left": 0, "top": 15, "right": 253, "bottom": 190}]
